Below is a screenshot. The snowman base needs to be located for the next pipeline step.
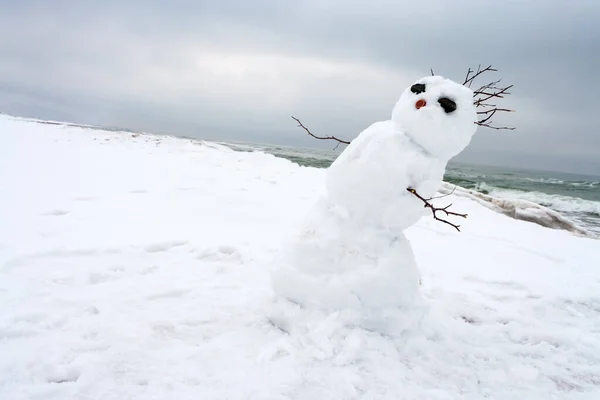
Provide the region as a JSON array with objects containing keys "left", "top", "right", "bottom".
[{"left": 270, "top": 198, "right": 424, "bottom": 320}]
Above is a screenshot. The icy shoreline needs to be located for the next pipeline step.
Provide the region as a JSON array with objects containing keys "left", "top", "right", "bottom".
[
  {"left": 2, "top": 114, "right": 600, "bottom": 399},
  {"left": 437, "top": 182, "right": 597, "bottom": 239}
]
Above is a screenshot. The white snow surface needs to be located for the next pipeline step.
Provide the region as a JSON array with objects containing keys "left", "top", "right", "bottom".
[{"left": 1, "top": 114, "right": 600, "bottom": 399}]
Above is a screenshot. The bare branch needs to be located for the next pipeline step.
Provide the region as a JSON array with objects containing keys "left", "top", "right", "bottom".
[
  {"left": 407, "top": 187, "right": 467, "bottom": 232},
  {"left": 477, "top": 108, "right": 513, "bottom": 114},
  {"left": 467, "top": 66, "right": 515, "bottom": 130},
  {"left": 291, "top": 116, "right": 350, "bottom": 148},
  {"left": 473, "top": 79, "right": 503, "bottom": 94},
  {"left": 464, "top": 67, "right": 473, "bottom": 85},
  {"left": 463, "top": 64, "right": 498, "bottom": 88},
  {"left": 476, "top": 103, "right": 499, "bottom": 108},
  {"left": 477, "top": 108, "right": 499, "bottom": 125},
  {"left": 474, "top": 85, "right": 513, "bottom": 104},
  {"left": 426, "top": 185, "right": 458, "bottom": 201},
  {"left": 476, "top": 124, "right": 516, "bottom": 131}
]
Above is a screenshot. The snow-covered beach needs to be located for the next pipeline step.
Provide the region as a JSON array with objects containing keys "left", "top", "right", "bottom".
[{"left": 1, "top": 114, "right": 600, "bottom": 399}]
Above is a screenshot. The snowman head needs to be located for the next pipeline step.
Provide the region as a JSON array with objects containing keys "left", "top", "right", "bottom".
[{"left": 391, "top": 76, "right": 477, "bottom": 160}]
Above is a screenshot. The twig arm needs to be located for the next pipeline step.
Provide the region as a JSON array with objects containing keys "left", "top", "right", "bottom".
[
  {"left": 406, "top": 187, "right": 467, "bottom": 232},
  {"left": 291, "top": 116, "right": 350, "bottom": 150}
]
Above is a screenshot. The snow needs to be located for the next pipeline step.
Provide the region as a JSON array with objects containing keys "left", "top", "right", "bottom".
[
  {"left": 272, "top": 76, "right": 478, "bottom": 314},
  {"left": 1, "top": 114, "right": 600, "bottom": 399}
]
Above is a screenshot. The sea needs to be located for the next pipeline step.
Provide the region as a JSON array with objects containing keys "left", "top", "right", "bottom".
[{"left": 220, "top": 141, "right": 600, "bottom": 237}]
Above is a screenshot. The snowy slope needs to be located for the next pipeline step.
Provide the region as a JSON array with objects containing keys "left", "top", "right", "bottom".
[{"left": 1, "top": 115, "right": 599, "bottom": 400}]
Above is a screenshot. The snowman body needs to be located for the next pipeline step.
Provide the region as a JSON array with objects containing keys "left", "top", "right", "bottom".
[{"left": 271, "top": 76, "right": 478, "bottom": 312}]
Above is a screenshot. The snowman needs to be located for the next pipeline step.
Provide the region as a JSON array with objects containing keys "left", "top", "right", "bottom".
[{"left": 271, "top": 76, "right": 478, "bottom": 314}]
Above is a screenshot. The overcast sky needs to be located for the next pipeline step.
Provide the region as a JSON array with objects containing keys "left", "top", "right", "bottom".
[{"left": 1, "top": 1, "right": 599, "bottom": 175}]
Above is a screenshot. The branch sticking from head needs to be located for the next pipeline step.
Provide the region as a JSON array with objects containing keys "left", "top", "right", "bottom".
[{"left": 465, "top": 64, "right": 515, "bottom": 130}]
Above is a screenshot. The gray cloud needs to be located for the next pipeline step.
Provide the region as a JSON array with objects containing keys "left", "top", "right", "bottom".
[{"left": 1, "top": 0, "right": 599, "bottom": 174}]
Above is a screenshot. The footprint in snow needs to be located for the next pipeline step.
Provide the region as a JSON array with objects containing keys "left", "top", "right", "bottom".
[{"left": 197, "top": 245, "right": 244, "bottom": 264}]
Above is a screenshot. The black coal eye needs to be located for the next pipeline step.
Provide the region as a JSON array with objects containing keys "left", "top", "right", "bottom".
[
  {"left": 410, "top": 83, "right": 426, "bottom": 94},
  {"left": 438, "top": 97, "right": 457, "bottom": 114}
]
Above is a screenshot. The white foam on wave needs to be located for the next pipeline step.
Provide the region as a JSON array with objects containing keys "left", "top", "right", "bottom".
[
  {"left": 486, "top": 188, "right": 600, "bottom": 216},
  {"left": 524, "top": 177, "right": 599, "bottom": 187},
  {"left": 524, "top": 177, "right": 563, "bottom": 184},
  {"left": 572, "top": 181, "right": 600, "bottom": 188}
]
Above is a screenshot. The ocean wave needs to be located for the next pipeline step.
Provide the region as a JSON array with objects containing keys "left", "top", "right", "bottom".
[
  {"left": 525, "top": 177, "right": 565, "bottom": 184},
  {"left": 446, "top": 169, "right": 599, "bottom": 190},
  {"left": 524, "top": 177, "right": 599, "bottom": 187},
  {"left": 572, "top": 181, "right": 600, "bottom": 188},
  {"left": 485, "top": 188, "right": 600, "bottom": 216}
]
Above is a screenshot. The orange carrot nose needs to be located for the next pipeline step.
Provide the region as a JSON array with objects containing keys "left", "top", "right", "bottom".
[{"left": 415, "top": 99, "right": 427, "bottom": 109}]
